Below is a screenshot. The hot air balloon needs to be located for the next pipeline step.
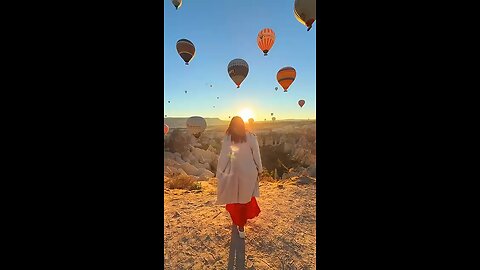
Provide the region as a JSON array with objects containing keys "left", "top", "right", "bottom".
[
  {"left": 164, "top": 124, "right": 169, "bottom": 135},
  {"left": 277, "top": 66, "right": 296, "bottom": 92},
  {"left": 217, "top": 97, "right": 219, "bottom": 99},
  {"left": 186, "top": 116, "right": 207, "bottom": 138},
  {"left": 247, "top": 118, "right": 255, "bottom": 131},
  {"left": 257, "top": 28, "right": 276, "bottom": 56},
  {"left": 275, "top": 87, "right": 278, "bottom": 91},
  {"left": 294, "top": 0, "right": 316, "bottom": 31},
  {"left": 165, "top": 115, "right": 167, "bottom": 117},
  {"left": 227, "top": 59, "right": 249, "bottom": 88},
  {"left": 176, "top": 39, "right": 195, "bottom": 65},
  {"left": 264, "top": 118, "right": 266, "bottom": 121},
  {"left": 229, "top": 116, "right": 231, "bottom": 119},
  {"left": 185, "top": 90, "right": 187, "bottom": 93},
  {"left": 272, "top": 117, "right": 276, "bottom": 121},
  {"left": 172, "top": 0, "right": 182, "bottom": 10},
  {"left": 213, "top": 106, "right": 215, "bottom": 108},
  {"left": 210, "top": 85, "right": 213, "bottom": 88},
  {"left": 271, "top": 112, "right": 274, "bottom": 116},
  {"left": 298, "top": 100, "right": 305, "bottom": 107},
  {"left": 168, "top": 101, "right": 170, "bottom": 103}
]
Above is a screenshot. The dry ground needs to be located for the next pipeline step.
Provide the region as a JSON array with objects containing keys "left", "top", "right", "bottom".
[{"left": 164, "top": 177, "right": 316, "bottom": 269}]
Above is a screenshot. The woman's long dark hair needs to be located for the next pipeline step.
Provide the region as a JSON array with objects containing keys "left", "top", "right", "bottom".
[{"left": 226, "top": 116, "right": 247, "bottom": 144}]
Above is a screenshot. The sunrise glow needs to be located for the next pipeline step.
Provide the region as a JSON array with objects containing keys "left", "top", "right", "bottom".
[{"left": 238, "top": 108, "right": 254, "bottom": 122}]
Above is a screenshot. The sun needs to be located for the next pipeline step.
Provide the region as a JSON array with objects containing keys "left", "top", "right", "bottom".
[{"left": 238, "top": 108, "right": 254, "bottom": 122}]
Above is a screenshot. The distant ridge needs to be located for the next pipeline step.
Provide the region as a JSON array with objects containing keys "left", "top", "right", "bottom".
[
  {"left": 163, "top": 117, "right": 315, "bottom": 128},
  {"left": 163, "top": 118, "right": 229, "bottom": 128},
  {"left": 273, "top": 119, "right": 316, "bottom": 122}
]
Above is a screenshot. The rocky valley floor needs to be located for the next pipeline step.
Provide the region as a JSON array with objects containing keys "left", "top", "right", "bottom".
[{"left": 164, "top": 177, "right": 317, "bottom": 270}]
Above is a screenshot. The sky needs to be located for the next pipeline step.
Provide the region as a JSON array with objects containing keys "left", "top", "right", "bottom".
[{"left": 164, "top": 0, "right": 316, "bottom": 121}]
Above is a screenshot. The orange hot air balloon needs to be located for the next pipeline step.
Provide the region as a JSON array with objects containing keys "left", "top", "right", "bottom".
[
  {"left": 294, "top": 0, "right": 316, "bottom": 31},
  {"left": 257, "top": 28, "right": 276, "bottom": 56},
  {"left": 298, "top": 99, "right": 305, "bottom": 107},
  {"left": 176, "top": 39, "right": 195, "bottom": 65},
  {"left": 164, "top": 124, "right": 169, "bottom": 135},
  {"left": 277, "top": 66, "right": 296, "bottom": 92}
]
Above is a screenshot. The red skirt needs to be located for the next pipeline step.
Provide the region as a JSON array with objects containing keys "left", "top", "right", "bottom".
[{"left": 226, "top": 197, "right": 261, "bottom": 227}]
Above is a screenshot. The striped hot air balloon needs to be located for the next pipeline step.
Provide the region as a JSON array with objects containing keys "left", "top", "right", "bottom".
[
  {"left": 176, "top": 39, "right": 195, "bottom": 65},
  {"left": 164, "top": 124, "right": 169, "bottom": 135},
  {"left": 294, "top": 0, "right": 316, "bottom": 31},
  {"left": 227, "top": 59, "right": 249, "bottom": 88},
  {"left": 257, "top": 28, "right": 276, "bottom": 56},
  {"left": 172, "top": 0, "right": 182, "bottom": 10},
  {"left": 298, "top": 100, "right": 305, "bottom": 108},
  {"left": 277, "top": 66, "right": 296, "bottom": 92}
]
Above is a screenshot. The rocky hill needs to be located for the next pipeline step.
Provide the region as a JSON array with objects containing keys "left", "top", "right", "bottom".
[{"left": 163, "top": 120, "right": 317, "bottom": 269}]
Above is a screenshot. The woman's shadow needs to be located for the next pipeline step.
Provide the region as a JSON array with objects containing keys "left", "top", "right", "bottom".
[{"left": 227, "top": 225, "right": 246, "bottom": 270}]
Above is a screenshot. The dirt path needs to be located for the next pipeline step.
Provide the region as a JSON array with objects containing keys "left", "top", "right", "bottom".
[{"left": 164, "top": 178, "right": 316, "bottom": 270}]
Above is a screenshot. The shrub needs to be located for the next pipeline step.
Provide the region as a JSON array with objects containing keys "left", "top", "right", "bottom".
[
  {"left": 259, "top": 169, "right": 276, "bottom": 182},
  {"left": 167, "top": 175, "right": 202, "bottom": 191}
]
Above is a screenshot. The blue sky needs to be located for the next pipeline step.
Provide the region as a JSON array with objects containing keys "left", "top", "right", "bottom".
[{"left": 164, "top": 0, "right": 316, "bottom": 121}]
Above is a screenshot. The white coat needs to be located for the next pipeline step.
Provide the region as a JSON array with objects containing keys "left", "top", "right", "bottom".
[{"left": 215, "top": 132, "right": 263, "bottom": 205}]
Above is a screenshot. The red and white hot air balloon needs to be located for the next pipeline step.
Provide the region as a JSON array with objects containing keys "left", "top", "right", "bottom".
[{"left": 164, "top": 124, "right": 169, "bottom": 135}]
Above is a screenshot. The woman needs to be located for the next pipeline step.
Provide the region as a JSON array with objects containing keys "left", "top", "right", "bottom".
[{"left": 216, "top": 116, "right": 262, "bottom": 239}]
